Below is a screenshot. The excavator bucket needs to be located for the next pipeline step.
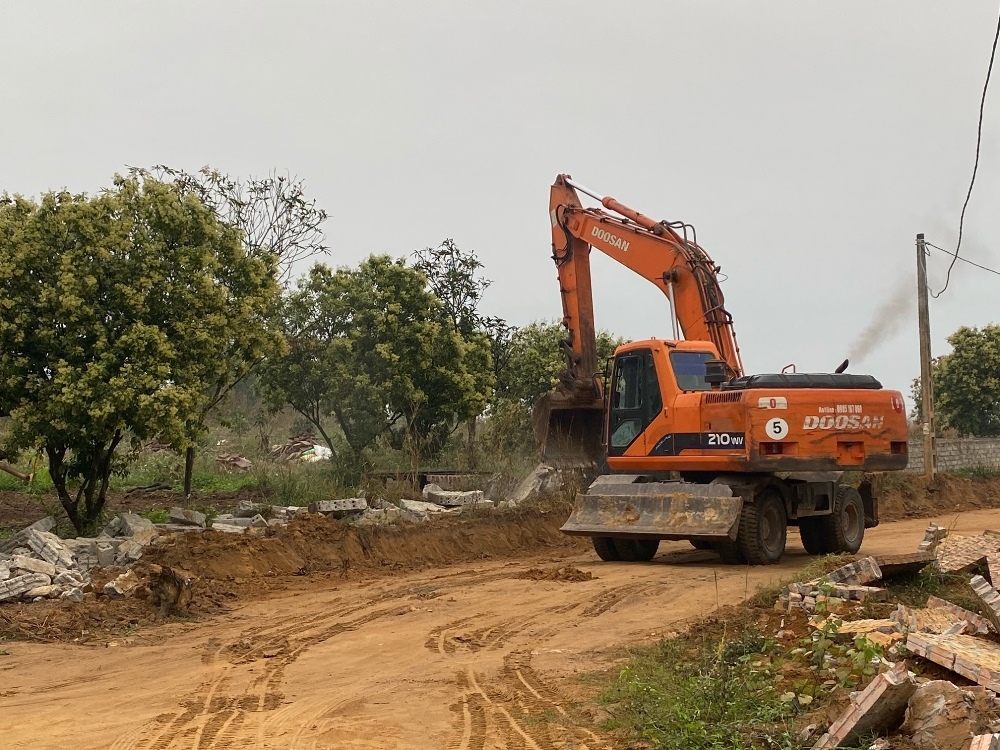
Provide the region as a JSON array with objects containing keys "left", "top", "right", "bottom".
[
  {"left": 560, "top": 475, "right": 743, "bottom": 541},
  {"left": 531, "top": 391, "right": 604, "bottom": 468}
]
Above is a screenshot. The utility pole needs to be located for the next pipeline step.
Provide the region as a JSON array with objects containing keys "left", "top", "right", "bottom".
[{"left": 915, "top": 233, "right": 936, "bottom": 479}]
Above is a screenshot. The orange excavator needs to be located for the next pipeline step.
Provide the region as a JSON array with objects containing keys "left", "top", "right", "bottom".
[{"left": 539, "top": 174, "right": 909, "bottom": 564}]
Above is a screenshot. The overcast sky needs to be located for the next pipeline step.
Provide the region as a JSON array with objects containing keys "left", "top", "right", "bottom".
[{"left": 2, "top": 2, "right": 998, "bottom": 400}]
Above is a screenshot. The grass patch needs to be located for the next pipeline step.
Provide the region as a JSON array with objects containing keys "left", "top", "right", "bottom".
[
  {"left": 884, "top": 566, "right": 984, "bottom": 612},
  {"left": 601, "top": 630, "right": 798, "bottom": 750},
  {"left": 141, "top": 508, "right": 171, "bottom": 524},
  {"left": 954, "top": 465, "right": 1000, "bottom": 481}
]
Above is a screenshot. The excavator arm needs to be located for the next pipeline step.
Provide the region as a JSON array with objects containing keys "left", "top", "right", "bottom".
[
  {"left": 534, "top": 174, "right": 744, "bottom": 467},
  {"left": 549, "top": 173, "right": 743, "bottom": 383}
]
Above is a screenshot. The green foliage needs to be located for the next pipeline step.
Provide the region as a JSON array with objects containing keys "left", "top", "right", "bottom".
[
  {"left": 912, "top": 324, "right": 1000, "bottom": 436},
  {"left": 259, "top": 255, "right": 494, "bottom": 472},
  {"left": 493, "top": 320, "right": 624, "bottom": 408},
  {"left": 141, "top": 508, "right": 171, "bottom": 524},
  {"left": 603, "top": 633, "right": 795, "bottom": 750},
  {"left": 482, "top": 320, "right": 624, "bottom": 454},
  {"left": 0, "top": 175, "right": 280, "bottom": 533},
  {"left": 954, "top": 465, "right": 1000, "bottom": 480}
]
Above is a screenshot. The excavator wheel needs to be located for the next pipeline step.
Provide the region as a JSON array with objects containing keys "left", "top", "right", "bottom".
[
  {"left": 798, "top": 517, "right": 830, "bottom": 556},
  {"left": 713, "top": 540, "right": 747, "bottom": 564},
  {"left": 614, "top": 538, "right": 660, "bottom": 562},
  {"left": 592, "top": 537, "right": 621, "bottom": 561},
  {"left": 735, "top": 488, "right": 787, "bottom": 565},
  {"left": 822, "top": 486, "right": 865, "bottom": 554}
]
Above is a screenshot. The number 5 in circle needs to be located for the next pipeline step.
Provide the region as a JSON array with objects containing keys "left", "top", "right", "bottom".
[{"left": 765, "top": 418, "right": 788, "bottom": 441}]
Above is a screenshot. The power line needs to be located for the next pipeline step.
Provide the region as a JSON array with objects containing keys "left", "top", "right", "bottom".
[
  {"left": 931, "top": 2, "right": 1000, "bottom": 298},
  {"left": 925, "top": 240, "right": 1000, "bottom": 277}
]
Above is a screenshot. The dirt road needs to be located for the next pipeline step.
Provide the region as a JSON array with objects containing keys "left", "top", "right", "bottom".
[{"left": 2, "top": 509, "right": 997, "bottom": 750}]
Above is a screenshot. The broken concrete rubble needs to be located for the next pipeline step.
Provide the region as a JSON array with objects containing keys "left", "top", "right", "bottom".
[
  {"left": 104, "top": 569, "right": 141, "bottom": 599},
  {"left": 0, "top": 516, "right": 56, "bottom": 554},
  {"left": 935, "top": 533, "right": 1000, "bottom": 574},
  {"left": 421, "top": 484, "right": 486, "bottom": 507},
  {"left": 970, "top": 575, "right": 1000, "bottom": 634},
  {"left": 919, "top": 523, "right": 949, "bottom": 553},
  {"left": 169, "top": 507, "right": 207, "bottom": 528},
  {"left": 971, "top": 734, "right": 1000, "bottom": 750},
  {"left": 307, "top": 498, "right": 367, "bottom": 517},
  {"left": 812, "top": 662, "right": 916, "bottom": 750},
  {"left": 0, "top": 573, "right": 54, "bottom": 602},
  {"left": 901, "top": 680, "right": 982, "bottom": 750},
  {"left": 906, "top": 632, "right": 1000, "bottom": 690}
]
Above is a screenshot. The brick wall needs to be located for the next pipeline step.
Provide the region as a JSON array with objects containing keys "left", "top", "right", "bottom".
[{"left": 906, "top": 438, "right": 1000, "bottom": 473}]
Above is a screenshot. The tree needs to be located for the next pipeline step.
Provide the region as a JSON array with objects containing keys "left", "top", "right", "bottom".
[
  {"left": 133, "top": 166, "right": 320, "bottom": 492},
  {"left": 413, "top": 239, "right": 494, "bottom": 465},
  {"left": 913, "top": 324, "right": 1000, "bottom": 437},
  {"left": 138, "top": 166, "right": 328, "bottom": 286},
  {"left": 0, "top": 176, "right": 280, "bottom": 533},
  {"left": 259, "top": 255, "right": 493, "bottom": 473}
]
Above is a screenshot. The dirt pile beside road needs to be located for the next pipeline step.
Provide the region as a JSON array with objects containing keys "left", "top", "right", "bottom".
[
  {"left": 879, "top": 474, "right": 1000, "bottom": 522},
  {"left": 144, "top": 500, "right": 582, "bottom": 580}
]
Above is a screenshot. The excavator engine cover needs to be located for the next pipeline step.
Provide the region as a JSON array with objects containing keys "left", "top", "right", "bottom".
[{"left": 560, "top": 475, "right": 743, "bottom": 541}]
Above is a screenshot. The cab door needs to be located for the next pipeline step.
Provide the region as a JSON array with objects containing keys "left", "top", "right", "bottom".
[{"left": 607, "top": 348, "right": 662, "bottom": 457}]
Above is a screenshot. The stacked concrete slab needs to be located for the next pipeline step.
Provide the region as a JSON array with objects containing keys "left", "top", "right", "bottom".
[{"left": 0, "top": 512, "right": 161, "bottom": 604}]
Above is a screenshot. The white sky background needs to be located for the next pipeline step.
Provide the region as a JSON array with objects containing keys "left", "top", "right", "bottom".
[{"left": 2, "top": 2, "right": 998, "bottom": 400}]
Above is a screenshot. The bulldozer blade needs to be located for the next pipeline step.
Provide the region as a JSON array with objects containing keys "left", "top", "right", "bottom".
[
  {"left": 560, "top": 476, "right": 743, "bottom": 541},
  {"left": 531, "top": 391, "right": 604, "bottom": 469}
]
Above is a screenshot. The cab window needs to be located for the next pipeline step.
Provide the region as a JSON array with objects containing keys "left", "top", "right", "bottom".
[{"left": 669, "top": 351, "right": 714, "bottom": 391}]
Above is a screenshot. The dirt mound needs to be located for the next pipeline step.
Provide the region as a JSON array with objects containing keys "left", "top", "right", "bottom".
[
  {"left": 879, "top": 474, "right": 1000, "bottom": 522},
  {"left": 515, "top": 565, "right": 593, "bottom": 582},
  {"left": 145, "top": 501, "right": 581, "bottom": 581}
]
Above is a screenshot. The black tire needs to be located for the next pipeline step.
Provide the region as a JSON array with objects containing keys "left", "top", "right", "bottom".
[
  {"left": 799, "top": 517, "right": 830, "bottom": 555},
  {"left": 690, "top": 539, "right": 714, "bottom": 550},
  {"left": 735, "top": 489, "right": 787, "bottom": 565},
  {"left": 822, "top": 486, "right": 865, "bottom": 554},
  {"left": 714, "top": 540, "right": 747, "bottom": 564},
  {"left": 614, "top": 538, "right": 660, "bottom": 562},
  {"left": 592, "top": 537, "right": 621, "bottom": 561}
]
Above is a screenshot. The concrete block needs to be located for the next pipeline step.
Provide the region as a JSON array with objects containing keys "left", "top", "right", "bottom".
[
  {"left": 25, "top": 529, "right": 75, "bottom": 569},
  {"left": 0, "top": 563, "right": 8, "bottom": 581},
  {"left": 970, "top": 734, "right": 1000, "bottom": 750},
  {"left": 169, "top": 507, "right": 207, "bottom": 528},
  {"left": 356, "top": 507, "right": 402, "bottom": 527},
  {"left": 60, "top": 587, "right": 84, "bottom": 602},
  {"left": 0, "top": 516, "right": 56, "bottom": 554},
  {"left": 812, "top": 662, "right": 916, "bottom": 749},
  {"left": 894, "top": 600, "right": 991, "bottom": 636},
  {"left": 0, "top": 573, "right": 53, "bottom": 602},
  {"left": 54, "top": 570, "right": 87, "bottom": 588},
  {"left": 422, "top": 488, "right": 486, "bottom": 507},
  {"left": 118, "top": 513, "right": 159, "bottom": 544},
  {"left": 234, "top": 499, "right": 258, "bottom": 518},
  {"left": 96, "top": 542, "right": 115, "bottom": 568},
  {"left": 826, "top": 618, "right": 899, "bottom": 642},
  {"left": 210, "top": 523, "right": 247, "bottom": 534},
  {"left": 308, "top": 498, "right": 368, "bottom": 517},
  {"left": 104, "top": 570, "right": 140, "bottom": 599},
  {"left": 115, "top": 539, "right": 145, "bottom": 565},
  {"left": 25, "top": 584, "right": 62, "bottom": 599},
  {"left": 398, "top": 498, "right": 453, "bottom": 515},
  {"left": 901, "top": 680, "right": 980, "bottom": 750},
  {"left": 10, "top": 554, "right": 56, "bottom": 577},
  {"left": 249, "top": 514, "right": 268, "bottom": 528}
]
